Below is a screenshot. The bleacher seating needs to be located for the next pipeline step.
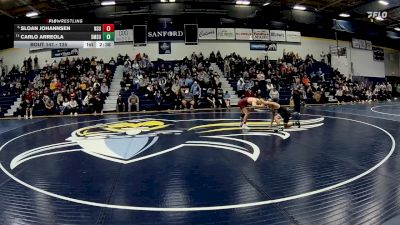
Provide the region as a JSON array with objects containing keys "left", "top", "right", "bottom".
[{"left": 0, "top": 95, "right": 18, "bottom": 117}]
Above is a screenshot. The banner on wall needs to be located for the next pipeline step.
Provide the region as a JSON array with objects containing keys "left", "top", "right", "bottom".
[
  {"left": 198, "top": 28, "right": 217, "bottom": 40},
  {"left": 352, "top": 38, "right": 372, "bottom": 50},
  {"left": 147, "top": 24, "right": 184, "bottom": 41},
  {"left": 365, "top": 41, "right": 372, "bottom": 50},
  {"left": 352, "top": 38, "right": 360, "bottom": 48},
  {"left": 285, "top": 31, "right": 301, "bottom": 43},
  {"left": 235, "top": 28, "right": 253, "bottom": 40},
  {"left": 159, "top": 42, "right": 171, "bottom": 54},
  {"left": 115, "top": 29, "right": 133, "bottom": 43},
  {"left": 372, "top": 47, "right": 384, "bottom": 61},
  {"left": 217, "top": 28, "right": 235, "bottom": 40},
  {"left": 329, "top": 45, "right": 347, "bottom": 57},
  {"left": 51, "top": 49, "right": 79, "bottom": 58},
  {"left": 252, "top": 29, "right": 269, "bottom": 41},
  {"left": 359, "top": 39, "right": 366, "bottom": 49},
  {"left": 250, "top": 42, "right": 277, "bottom": 51},
  {"left": 270, "top": 30, "right": 286, "bottom": 42}
]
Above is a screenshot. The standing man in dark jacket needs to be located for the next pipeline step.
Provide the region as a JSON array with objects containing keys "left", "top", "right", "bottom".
[{"left": 291, "top": 78, "right": 303, "bottom": 127}]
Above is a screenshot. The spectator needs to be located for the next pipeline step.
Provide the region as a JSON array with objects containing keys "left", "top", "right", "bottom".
[
  {"left": 116, "top": 95, "right": 125, "bottom": 112},
  {"left": 387, "top": 82, "right": 392, "bottom": 98},
  {"left": 182, "top": 90, "right": 194, "bottom": 109},
  {"left": 237, "top": 78, "right": 245, "bottom": 98},
  {"left": 266, "top": 79, "right": 273, "bottom": 95},
  {"left": 155, "top": 91, "right": 163, "bottom": 110},
  {"left": 23, "top": 99, "right": 34, "bottom": 119},
  {"left": 315, "top": 68, "right": 325, "bottom": 81},
  {"left": 92, "top": 94, "right": 104, "bottom": 115},
  {"left": 223, "top": 91, "right": 231, "bottom": 109},
  {"left": 302, "top": 75, "right": 310, "bottom": 86},
  {"left": 100, "top": 83, "right": 109, "bottom": 99},
  {"left": 44, "top": 95, "right": 55, "bottom": 115},
  {"left": 68, "top": 96, "right": 79, "bottom": 116},
  {"left": 397, "top": 83, "right": 400, "bottom": 96},
  {"left": 207, "top": 88, "right": 216, "bottom": 108},
  {"left": 33, "top": 55, "right": 39, "bottom": 70},
  {"left": 336, "top": 86, "right": 343, "bottom": 103},
  {"left": 269, "top": 86, "right": 280, "bottom": 102},
  {"left": 190, "top": 81, "right": 201, "bottom": 107},
  {"left": 128, "top": 92, "right": 139, "bottom": 112}
]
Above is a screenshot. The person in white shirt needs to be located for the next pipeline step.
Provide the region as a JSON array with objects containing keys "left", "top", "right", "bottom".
[
  {"left": 266, "top": 79, "right": 274, "bottom": 93},
  {"left": 269, "top": 86, "right": 280, "bottom": 102},
  {"left": 68, "top": 98, "right": 79, "bottom": 116},
  {"left": 387, "top": 82, "right": 393, "bottom": 98},
  {"left": 100, "top": 83, "right": 109, "bottom": 99},
  {"left": 237, "top": 78, "right": 245, "bottom": 98},
  {"left": 223, "top": 91, "right": 231, "bottom": 109},
  {"left": 336, "top": 87, "right": 343, "bottom": 103}
]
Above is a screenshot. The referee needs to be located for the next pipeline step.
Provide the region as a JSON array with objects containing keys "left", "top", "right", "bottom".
[{"left": 291, "top": 78, "right": 303, "bottom": 127}]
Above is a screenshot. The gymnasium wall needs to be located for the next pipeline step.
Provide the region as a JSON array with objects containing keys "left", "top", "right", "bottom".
[
  {"left": 384, "top": 51, "right": 399, "bottom": 77},
  {"left": 350, "top": 48, "right": 386, "bottom": 78},
  {"left": 0, "top": 37, "right": 398, "bottom": 78}
]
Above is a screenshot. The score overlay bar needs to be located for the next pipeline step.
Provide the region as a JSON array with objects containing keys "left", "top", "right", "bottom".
[
  {"left": 14, "top": 23, "right": 115, "bottom": 48},
  {"left": 14, "top": 41, "right": 114, "bottom": 49},
  {"left": 14, "top": 24, "right": 104, "bottom": 32}
]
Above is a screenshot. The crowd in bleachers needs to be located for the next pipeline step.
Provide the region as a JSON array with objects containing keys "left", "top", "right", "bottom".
[
  {"left": 2, "top": 56, "right": 116, "bottom": 119},
  {"left": 117, "top": 51, "right": 229, "bottom": 111},
  {"left": 1, "top": 49, "right": 400, "bottom": 118},
  {"left": 221, "top": 50, "right": 399, "bottom": 105}
]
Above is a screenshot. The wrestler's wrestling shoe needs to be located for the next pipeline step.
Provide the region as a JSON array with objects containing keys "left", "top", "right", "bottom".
[{"left": 241, "top": 124, "right": 250, "bottom": 130}]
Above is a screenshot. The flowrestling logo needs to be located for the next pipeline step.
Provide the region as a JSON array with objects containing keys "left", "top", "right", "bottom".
[{"left": 367, "top": 11, "right": 387, "bottom": 19}]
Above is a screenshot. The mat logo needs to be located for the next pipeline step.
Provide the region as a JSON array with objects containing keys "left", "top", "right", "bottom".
[{"left": 10, "top": 118, "right": 325, "bottom": 169}]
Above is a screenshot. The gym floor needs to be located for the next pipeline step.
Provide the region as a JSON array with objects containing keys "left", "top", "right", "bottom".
[{"left": 0, "top": 102, "right": 399, "bottom": 225}]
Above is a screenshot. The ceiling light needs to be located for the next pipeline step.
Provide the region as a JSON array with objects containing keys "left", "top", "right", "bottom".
[
  {"left": 394, "top": 27, "right": 400, "bottom": 31},
  {"left": 160, "top": 0, "right": 167, "bottom": 2},
  {"left": 263, "top": 2, "right": 270, "bottom": 6},
  {"left": 101, "top": 0, "right": 115, "bottom": 6},
  {"left": 26, "top": 11, "right": 39, "bottom": 17},
  {"left": 236, "top": 0, "right": 250, "bottom": 5},
  {"left": 339, "top": 13, "right": 350, "bottom": 17},
  {"left": 169, "top": 0, "right": 175, "bottom": 2},
  {"left": 378, "top": 0, "right": 389, "bottom": 5},
  {"left": 293, "top": 5, "right": 306, "bottom": 10},
  {"left": 375, "top": 16, "right": 384, "bottom": 21}
]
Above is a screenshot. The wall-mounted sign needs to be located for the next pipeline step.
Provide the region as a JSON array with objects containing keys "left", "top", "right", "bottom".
[
  {"left": 250, "top": 42, "right": 277, "bottom": 51},
  {"left": 352, "top": 38, "right": 360, "bottom": 48},
  {"left": 115, "top": 29, "right": 133, "bottom": 43},
  {"left": 352, "top": 38, "right": 372, "bottom": 50},
  {"left": 366, "top": 40, "right": 372, "bottom": 50},
  {"left": 147, "top": 24, "right": 184, "bottom": 41},
  {"left": 51, "top": 48, "right": 79, "bottom": 58},
  {"left": 198, "top": 28, "right": 217, "bottom": 40},
  {"left": 285, "top": 31, "right": 301, "bottom": 43},
  {"left": 235, "top": 28, "right": 253, "bottom": 40},
  {"left": 252, "top": 29, "right": 269, "bottom": 41},
  {"left": 270, "top": 30, "right": 286, "bottom": 42},
  {"left": 159, "top": 42, "right": 171, "bottom": 54},
  {"left": 217, "top": 28, "right": 235, "bottom": 40},
  {"left": 372, "top": 47, "right": 384, "bottom": 61}
]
